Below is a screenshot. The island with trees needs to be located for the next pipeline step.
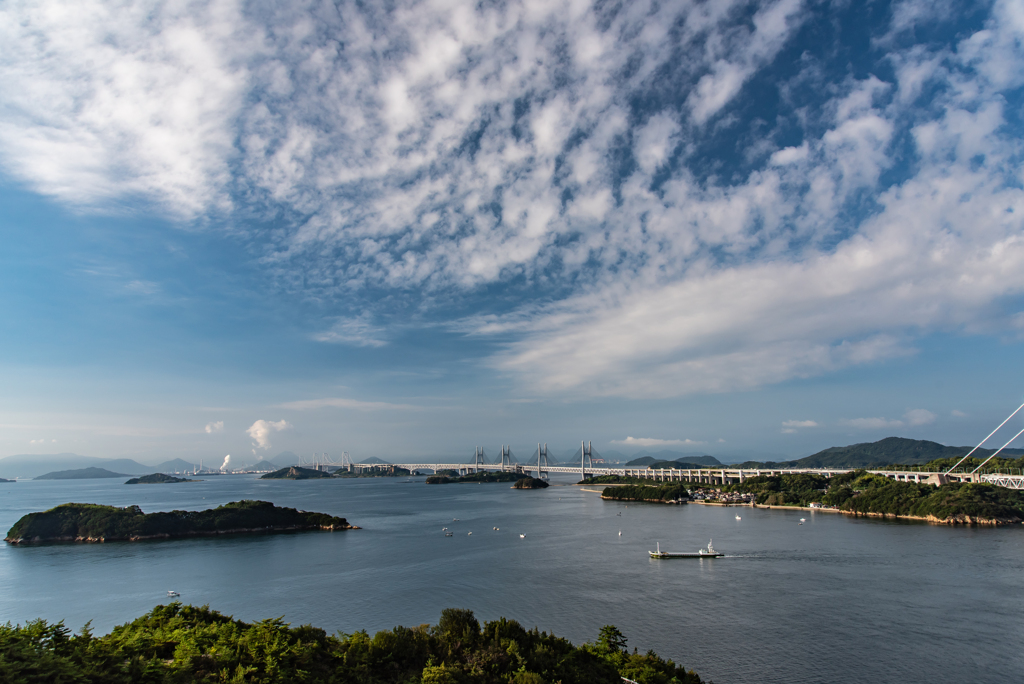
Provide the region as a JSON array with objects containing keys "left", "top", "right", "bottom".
[
  {"left": 513, "top": 476, "right": 550, "bottom": 489},
  {"left": 0, "top": 604, "right": 702, "bottom": 684},
  {"left": 5, "top": 500, "right": 356, "bottom": 544},
  {"left": 714, "top": 471, "right": 1024, "bottom": 524},
  {"left": 601, "top": 483, "right": 689, "bottom": 503},
  {"left": 34, "top": 467, "right": 127, "bottom": 480},
  {"left": 260, "top": 466, "right": 334, "bottom": 480},
  {"left": 125, "top": 473, "right": 198, "bottom": 484}
]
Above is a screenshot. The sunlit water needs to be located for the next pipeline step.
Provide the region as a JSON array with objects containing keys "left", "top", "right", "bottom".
[{"left": 1, "top": 474, "right": 1022, "bottom": 683}]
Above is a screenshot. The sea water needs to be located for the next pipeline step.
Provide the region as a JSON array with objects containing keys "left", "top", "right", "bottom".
[{"left": 1, "top": 474, "right": 1022, "bottom": 684}]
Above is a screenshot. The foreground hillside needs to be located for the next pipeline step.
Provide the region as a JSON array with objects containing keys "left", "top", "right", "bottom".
[{"left": 0, "top": 603, "right": 701, "bottom": 684}]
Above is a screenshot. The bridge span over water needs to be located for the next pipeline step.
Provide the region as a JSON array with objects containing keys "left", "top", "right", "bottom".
[{"left": 352, "top": 460, "right": 1024, "bottom": 489}]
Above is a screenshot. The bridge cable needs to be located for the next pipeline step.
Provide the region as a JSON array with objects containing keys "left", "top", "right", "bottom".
[
  {"left": 944, "top": 400, "right": 1024, "bottom": 474},
  {"left": 970, "top": 425, "right": 1024, "bottom": 474}
]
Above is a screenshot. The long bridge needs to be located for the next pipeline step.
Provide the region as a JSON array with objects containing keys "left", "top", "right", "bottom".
[{"left": 344, "top": 440, "right": 1024, "bottom": 489}]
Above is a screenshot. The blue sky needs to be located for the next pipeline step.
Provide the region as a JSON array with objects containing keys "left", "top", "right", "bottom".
[{"left": 2, "top": 0, "right": 1024, "bottom": 465}]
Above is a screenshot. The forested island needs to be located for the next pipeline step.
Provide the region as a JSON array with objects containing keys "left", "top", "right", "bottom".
[
  {"left": 125, "top": 473, "right": 197, "bottom": 484},
  {"left": 513, "top": 476, "right": 549, "bottom": 489},
  {"left": 718, "top": 471, "right": 1024, "bottom": 524},
  {"left": 261, "top": 466, "right": 334, "bottom": 480},
  {"left": 0, "top": 477, "right": 13, "bottom": 483},
  {"left": 426, "top": 471, "right": 522, "bottom": 484},
  {"left": 5, "top": 500, "right": 355, "bottom": 544},
  {"left": 602, "top": 483, "right": 689, "bottom": 503},
  {"left": 0, "top": 603, "right": 701, "bottom": 684}
]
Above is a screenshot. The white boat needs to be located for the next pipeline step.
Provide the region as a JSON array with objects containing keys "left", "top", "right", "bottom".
[
  {"left": 167, "top": 590, "right": 180, "bottom": 597},
  {"left": 519, "top": 534, "right": 525, "bottom": 538},
  {"left": 735, "top": 515, "right": 742, "bottom": 520}
]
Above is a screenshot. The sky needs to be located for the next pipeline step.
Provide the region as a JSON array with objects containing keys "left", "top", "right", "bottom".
[{"left": 2, "top": 0, "right": 1024, "bottom": 465}]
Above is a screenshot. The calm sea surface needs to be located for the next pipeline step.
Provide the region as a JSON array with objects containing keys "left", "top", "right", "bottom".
[{"left": 1, "top": 474, "right": 1022, "bottom": 683}]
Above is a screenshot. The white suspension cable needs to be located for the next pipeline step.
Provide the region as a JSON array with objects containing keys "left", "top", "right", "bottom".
[
  {"left": 945, "top": 400, "right": 1024, "bottom": 474},
  {"left": 970, "top": 426, "right": 1024, "bottom": 474}
]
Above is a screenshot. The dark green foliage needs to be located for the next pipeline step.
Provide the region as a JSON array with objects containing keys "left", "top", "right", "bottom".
[
  {"left": 260, "top": 467, "right": 334, "bottom": 480},
  {"left": 125, "top": 474, "right": 195, "bottom": 484},
  {"left": 425, "top": 476, "right": 452, "bottom": 484},
  {"left": 722, "top": 471, "right": 1024, "bottom": 521},
  {"left": 6, "top": 500, "right": 350, "bottom": 543},
  {"left": 735, "top": 437, "right": 1024, "bottom": 469},
  {"left": 721, "top": 474, "right": 830, "bottom": 507},
  {"left": 0, "top": 605, "right": 702, "bottom": 684},
  {"left": 602, "top": 484, "right": 689, "bottom": 503},
  {"left": 512, "top": 478, "right": 549, "bottom": 489}
]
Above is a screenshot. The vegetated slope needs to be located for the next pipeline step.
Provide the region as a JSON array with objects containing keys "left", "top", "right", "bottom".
[
  {"left": 625, "top": 453, "right": 723, "bottom": 467},
  {"left": 427, "top": 471, "right": 521, "bottom": 484},
  {"left": 0, "top": 454, "right": 149, "bottom": 479},
  {"left": 0, "top": 604, "right": 702, "bottom": 684},
  {"left": 34, "top": 467, "right": 127, "bottom": 480},
  {"left": 260, "top": 466, "right": 333, "bottom": 480},
  {"left": 602, "top": 484, "right": 689, "bottom": 503},
  {"left": 721, "top": 471, "right": 1024, "bottom": 524},
  {"left": 733, "top": 437, "right": 1024, "bottom": 469},
  {"left": 5, "top": 500, "right": 352, "bottom": 543}
]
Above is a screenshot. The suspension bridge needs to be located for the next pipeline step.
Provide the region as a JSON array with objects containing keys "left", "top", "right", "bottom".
[{"left": 291, "top": 402, "right": 1024, "bottom": 490}]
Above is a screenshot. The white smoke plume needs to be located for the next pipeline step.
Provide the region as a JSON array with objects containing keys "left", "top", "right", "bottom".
[
  {"left": 246, "top": 419, "right": 291, "bottom": 451},
  {"left": 220, "top": 454, "right": 231, "bottom": 472}
]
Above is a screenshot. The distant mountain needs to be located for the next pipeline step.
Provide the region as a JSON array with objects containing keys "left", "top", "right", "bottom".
[
  {"left": 35, "top": 467, "right": 127, "bottom": 480},
  {"left": 154, "top": 458, "right": 197, "bottom": 473},
  {"left": 270, "top": 451, "right": 301, "bottom": 467},
  {"left": 245, "top": 460, "right": 278, "bottom": 471},
  {"left": 625, "top": 452, "right": 723, "bottom": 467},
  {"left": 0, "top": 454, "right": 149, "bottom": 479},
  {"left": 95, "top": 459, "right": 152, "bottom": 475},
  {"left": 735, "top": 437, "right": 1024, "bottom": 469},
  {"left": 359, "top": 456, "right": 391, "bottom": 465}
]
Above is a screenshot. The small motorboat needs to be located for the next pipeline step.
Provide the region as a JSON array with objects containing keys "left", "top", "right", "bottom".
[
  {"left": 800, "top": 517, "right": 806, "bottom": 522},
  {"left": 167, "top": 590, "right": 180, "bottom": 597},
  {"left": 468, "top": 531, "right": 472, "bottom": 535},
  {"left": 444, "top": 531, "right": 453, "bottom": 537},
  {"left": 735, "top": 515, "right": 742, "bottom": 520},
  {"left": 519, "top": 534, "right": 525, "bottom": 538},
  {"left": 618, "top": 530, "right": 622, "bottom": 536}
]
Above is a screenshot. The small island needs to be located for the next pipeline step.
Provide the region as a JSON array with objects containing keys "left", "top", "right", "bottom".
[
  {"left": 125, "top": 473, "right": 198, "bottom": 484},
  {"left": 5, "top": 500, "right": 356, "bottom": 544},
  {"left": 426, "top": 471, "right": 523, "bottom": 484},
  {"left": 513, "top": 477, "right": 549, "bottom": 489},
  {"left": 0, "top": 477, "right": 14, "bottom": 483},
  {"left": 602, "top": 483, "right": 689, "bottom": 503},
  {"left": 34, "top": 467, "right": 127, "bottom": 480},
  {"left": 260, "top": 466, "right": 334, "bottom": 480}
]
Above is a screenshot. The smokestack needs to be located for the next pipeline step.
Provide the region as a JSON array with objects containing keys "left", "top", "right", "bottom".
[{"left": 220, "top": 454, "right": 232, "bottom": 472}]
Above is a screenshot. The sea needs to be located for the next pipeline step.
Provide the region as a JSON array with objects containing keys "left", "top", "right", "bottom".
[{"left": 1, "top": 473, "right": 1022, "bottom": 684}]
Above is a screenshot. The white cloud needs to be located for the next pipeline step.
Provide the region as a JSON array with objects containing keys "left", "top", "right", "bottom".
[
  {"left": 313, "top": 317, "right": 388, "bottom": 348},
  {"left": 610, "top": 436, "right": 704, "bottom": 447},
  {"left": 278, "top": 398, "right": 417, "bottom": 411},
  {"left": 904, "top": 408, "right": 936, "bottom": 426},
  {"left": 204, "top": 421, "right": 224, "bottom": 434},
  {"left": 2, "top": 1, "right": 1023, "bottom": 403},
  {"left": 842, "top": 417, "right": 904, "bottom": 430},
  {"left": 782, "top": 420, "right": 818, "bottom": 428},
  {"left": 841, "top": 409, "right": 936, "bottom": 430},
  {"left": 951, "top": 409, "right": 967, "bottom": 418},
  {"left": 246, "top": 419, "right": 291, "bottom": 450}
]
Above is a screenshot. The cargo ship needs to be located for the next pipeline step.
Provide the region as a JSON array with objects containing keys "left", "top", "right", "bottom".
[{"left": 649, "top": 539, "right": 723, "bottom": 558}]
